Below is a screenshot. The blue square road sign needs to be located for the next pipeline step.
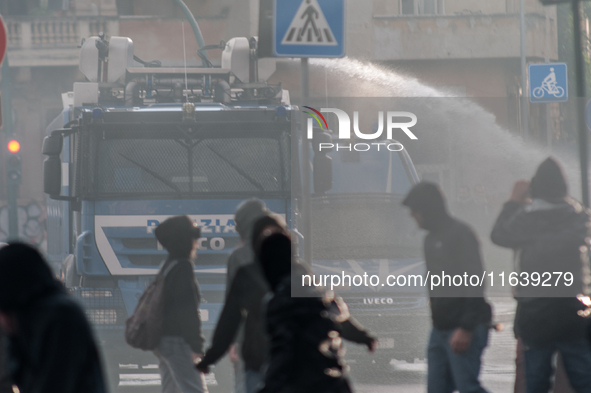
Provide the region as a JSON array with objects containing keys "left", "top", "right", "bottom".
[
  {"left": 529, "top": 63, "right": 568, "bottom": 103},
  {"left": 274, "top": 0, "right": 345, "bottom": 58}
]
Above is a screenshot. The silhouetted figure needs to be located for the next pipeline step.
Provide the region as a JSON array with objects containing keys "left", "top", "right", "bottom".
[
  {"left": 154, "top": 216, "right": 208, "bottom": 393},
  {"left": 256, "top": 229, "right": 353, "bottom": 393},
  {"left": 227, "top": 199, "right": 270, "bottom": 292},
  {"left": 0, "top": 327, "right": 11, "bottom": 393},
  {"left": 491, "top": 158, "right": 591, "bottom": 393},
  {"left": 226, "top": 199, "right": 270, "bottom": 393},
  {"left": 0, "top": 243, "right": 12, "bottom": 393},
  {"left": 198, "top": 215, "right": 375, "bottom": 393},
  {"left": 403, "top": 182, "right": 492, "bottom": 393},
  {"left": 197, "top": 206, "right": 273, "bottom": 393},
  {"left": 0, "top": 243, "right": 106, "bottom": 393}
]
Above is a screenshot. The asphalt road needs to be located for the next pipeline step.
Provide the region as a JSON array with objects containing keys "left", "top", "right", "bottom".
[
  {"left": 117, "top": 297, "right": 517, "bottom": 393},
  {"left": 354, "top": 296, "right": 517, "bottom": 393}
]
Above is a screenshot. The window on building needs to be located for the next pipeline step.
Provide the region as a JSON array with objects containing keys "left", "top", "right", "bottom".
[
  {"left": 0, "top": 0, "right": 29, "bottom": 15},
  {"left": 401, "top": 0, "right": 415, "bottom": 15},
  {"left": 401, "top": 0, "right": 443, "bottom": 15},
  {"left": 116, "top": 0, "right": 134, "bottom": 15},
  {"left": 421, "top": 0, "right": 436, "bottom": 14}
]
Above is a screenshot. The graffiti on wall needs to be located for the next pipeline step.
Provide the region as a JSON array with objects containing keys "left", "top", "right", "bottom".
[{"left": 0, "top": 200, "right": 46, "bottom": 246}]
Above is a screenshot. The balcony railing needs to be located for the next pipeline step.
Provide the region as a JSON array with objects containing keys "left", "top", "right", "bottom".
[
  {"left": 371, "top": 13, "right": 556, "bottom": 61},
  {"left": 6, "top": 17, "right": 118, "bottom": 49},
  {"left": 4, "top": 17, "right": 119, "bottom": 67}
]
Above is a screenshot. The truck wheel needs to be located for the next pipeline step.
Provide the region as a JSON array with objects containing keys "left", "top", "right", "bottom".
[{"left": 62, "top": 254, "right": 80, "bottom": 288}]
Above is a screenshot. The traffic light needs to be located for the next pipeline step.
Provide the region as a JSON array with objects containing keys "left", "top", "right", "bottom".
[{"left": 6, "top": 139, "right": 21, "bottom": 185}]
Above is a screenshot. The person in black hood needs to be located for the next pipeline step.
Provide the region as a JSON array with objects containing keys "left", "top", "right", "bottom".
[
  {"left": 0, "top": 242, "right": 106, "bottom": 393},
  {"left": 491, "top": 157, "right": 591, "bottom": 393},
  {"left": 153, "top": 215, "right": 208, "bottom": 393},
  {"left": 255, "top": 230, "right": 354, "bottom": 393},
  {"left": 197, "top": 200, "right": 272, "bottom": 393},
  {"left": 199, "top": 215, "right": 376, "bottom": 393},
  {"left": 0, "top": 242, "right": 12, "bottom": 393},
  {"left": 403, "top": 182, "right": 492, "bottom": 393}
]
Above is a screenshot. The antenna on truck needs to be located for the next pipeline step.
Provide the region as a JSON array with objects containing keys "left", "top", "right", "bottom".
[{"left": 182, "top": 21, "right": 189, "bottom": 102}]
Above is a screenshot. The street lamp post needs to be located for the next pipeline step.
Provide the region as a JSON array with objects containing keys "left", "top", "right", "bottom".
[{"left": 540, "top": 0, "right": 589, "bottom": 206}]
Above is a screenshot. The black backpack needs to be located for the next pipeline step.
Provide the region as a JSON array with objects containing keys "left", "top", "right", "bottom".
[{"left": 125, "top": 260, "right": 177, "bottom": 351}]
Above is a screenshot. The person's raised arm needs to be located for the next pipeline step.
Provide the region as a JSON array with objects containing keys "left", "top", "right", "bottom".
[{"left": 491, "top": 180, "right": 534, "bottom": 248}]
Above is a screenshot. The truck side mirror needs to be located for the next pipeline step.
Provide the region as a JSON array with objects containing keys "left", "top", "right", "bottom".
[
  {"left": 42, "top": 134, "right": 63, "bottom": 156},
  {"left": 42, "top": 130, "right": 76, "bottom": 201},
  {"left": 313, "top": 131, "right": 333, "bottom": 194},
  {"left": 43, "top": 156, "right": 62, "bottom": 197},
  {"left": 43, "top": 132, "right": 65, "bottom": 199}
]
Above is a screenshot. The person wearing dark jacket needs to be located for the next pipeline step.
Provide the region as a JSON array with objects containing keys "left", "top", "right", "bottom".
[
  {"left": 256, "top": 229, "right": 355, "bottom": 393},
  {"left": 403, "top": 182, "right": 492, "bottom": 393},
  {"left": 227, "top": 199, "right": 270, "bottom": 291},
  {"left": 198, "top": 215, "right": 375, "bottom": 393},
  {"left": 154, "top": 216, "right": 208, "bottom": 393},
  {"left": 491, "top": 157, "right": 591, "bottom": 393},
  {"left": 225, "top": 199, "right": 270, "bottom": 393},
  {"left": 0, "top": 327, "right": 11, "bottom": 393},
  {"left": 0, "top": 242, "right": 12, "bottom": 393},
  {"left": 0, "top": 242, "right": 106, "bottom": 393},
  {"left": 197, "top": 202, "right": 272, "bottom": 393}
]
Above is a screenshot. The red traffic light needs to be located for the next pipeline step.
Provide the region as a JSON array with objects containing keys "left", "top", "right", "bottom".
[{"left": 7, "top": 140, "right": 20, "bottom": 153}]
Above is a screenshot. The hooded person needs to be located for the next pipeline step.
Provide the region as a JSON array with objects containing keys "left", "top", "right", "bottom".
[
  {"left": 197, "top": 213, "right": 278, "bottom": 393},
  {"left": 255, "top": 231, "right": 354, "bottom": 393},
  {"left": 227, "top": 199, "right": 270, "bottom": 293},
  {"left": 491, "top": 157, "right": 591, "bottom": 393},
  {"left": 198, "top": 214, "right": 375, "bottom": 393},
  {"left": 214, "top": 199, "right": 269, "bottom": 393},
  {"left": 0, "top": 242, "right": 11, "bottom": 393},
  {"left": 402, "top": 182, "right": 492, "bottom": 393},
  {"left": 153, "top": 215, "right": 208, "bottom": 393},
  {"left": 0, "top": 243, "right": 106, "bottom": 393}
]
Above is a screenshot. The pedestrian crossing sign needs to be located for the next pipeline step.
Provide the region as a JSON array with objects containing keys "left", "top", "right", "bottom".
[{"left": 274, "top": 0, "right": 345, "bottom": 57}]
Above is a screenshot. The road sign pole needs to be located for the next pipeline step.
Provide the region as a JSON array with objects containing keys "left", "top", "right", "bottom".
[
  {"left": 572, "top": 0, "right": 589, "bottom": 207},
  {"left": 271, "top": 0, "right": 344, "bottom": 262},
  {"left": 520, "top": 0, "right": 529, "bottom": 140},
  {"left": 300, "top": 57, "right": 312, "bottom": 264}
]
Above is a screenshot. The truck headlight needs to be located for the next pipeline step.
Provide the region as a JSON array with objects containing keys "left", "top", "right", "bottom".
[{"left": 86, "top": 309, "right": 118, "bottom": 325}]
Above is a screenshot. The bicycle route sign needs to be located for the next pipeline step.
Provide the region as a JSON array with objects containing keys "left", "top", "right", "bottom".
[
  {"left": 273, "top": 0, "right": 345, "bottom": 58},
  {"left": 528, "top": 62, "right": 568, "bottom": 103}
]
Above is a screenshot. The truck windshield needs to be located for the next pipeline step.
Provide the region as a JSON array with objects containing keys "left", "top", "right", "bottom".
[
  {"left": 312, "top": 196, "right": 422, "bottom": 260},
  {"left": 88, "top": 131, "right": 290, "bottom": 198},
  {"left": 312, "top": 149, "right": 419, "bottom": 260}
]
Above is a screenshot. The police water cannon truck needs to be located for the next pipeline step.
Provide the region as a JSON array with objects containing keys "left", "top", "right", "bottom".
[{"left": 42, "top": 32, "right": 428, "bottom": 389}]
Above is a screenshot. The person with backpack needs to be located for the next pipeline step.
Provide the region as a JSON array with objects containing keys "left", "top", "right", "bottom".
[
  {"left": 491, "top": 158, "right": 591, "bottom": 393},
  {"left": 153, "top": 215, "right": 208, "bottom": 393}
]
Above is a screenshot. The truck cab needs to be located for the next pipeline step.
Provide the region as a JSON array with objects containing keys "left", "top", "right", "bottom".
[
  {"left": 43, "top": 34, "right": 292, "bottom": 391},
  {"left": 43, "top": 33, "right": 427, "bottom": 389}
]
